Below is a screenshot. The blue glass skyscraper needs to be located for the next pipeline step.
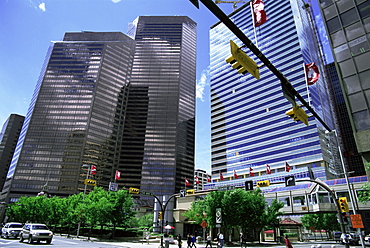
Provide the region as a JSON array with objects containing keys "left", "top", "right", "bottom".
[{"left": 207, "top": 0, "right": 337, "bottom": 189}]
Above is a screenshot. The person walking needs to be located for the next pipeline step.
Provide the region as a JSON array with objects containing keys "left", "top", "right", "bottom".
[
  {"left": 205, "top": 233, "right": 212, "bottom": 248},
  {"left": 218, "top": 233, "right": 224, "bottom": 248},
  {"left": 191, "top": 234, "right": 197, "bottom": 248},
  {"left": 240, "top": 233, "right": 247, "bottom": 248},
  {"left": 177, "top": 234, "right": 182, "bottom": 248},
  {"left": 187, "top": 234, "right": 192, "bottom": 248},
  {"left": 284, "top": 236, "right": 293, "bottom": 248}
]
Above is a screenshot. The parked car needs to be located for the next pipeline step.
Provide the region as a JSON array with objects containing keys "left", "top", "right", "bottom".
[
  {"left": 1, "top": 222, "right": 23, "bottom": 239},
  {"left": 341, "top": 233, "right": 360, "bottom": 246},
  {"left": 19, "top": 223, "right": 53, "bottom": 244}
]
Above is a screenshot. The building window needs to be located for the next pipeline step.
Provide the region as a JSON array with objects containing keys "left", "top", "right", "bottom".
[
  {"left": 340, "top": 8, "right": 359, "bottom": 27},
  {"left": 327, "top": 17, "right": 342, "bottom": 33},
  {"left": 353, "top": 110, "right": 370, "bottom": 131},
  {"left": 349, "top": 92, "right": 367, "bottom": 112}
]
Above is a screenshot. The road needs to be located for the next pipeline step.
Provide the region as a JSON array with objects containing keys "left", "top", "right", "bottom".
[{"left": 1, "top": 236, "right": 369, "bottom": 248}]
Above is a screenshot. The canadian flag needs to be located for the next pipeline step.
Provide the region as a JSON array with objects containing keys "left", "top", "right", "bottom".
[
  {"left": 249, "top": 167, "right": 254, "bottom": 177},
  {"left": 285, "top": 162, "right": 291, "bottom": 172},
  {"left": 115, "top": 170, "right": 121, "bottom": 180},
  {"left": 266, "top": 164, "right": 271, "bottom": 174},
  {"left": 207, "top": 175, "right": 211, "bottom": 182},
  {"left": 234, "top": 170, "right": 239, "bottom": 179},
  {"left": 195, "top": 176, "right": 200, "bottom": 185},
  {"left": 304, "top": 62, "right": 320, "bottom": 85},
  {"left": 219, "top": 171, "right": 224, "bottom": 181},
  {"left": 252, "top": 0, "right": 267, "bottom": 27},
  {"left": 185, "top": 178, "right": 191, "bottom": 186},
  {"left": 90, "top": 165, "right": 97, "bottom": 175}
]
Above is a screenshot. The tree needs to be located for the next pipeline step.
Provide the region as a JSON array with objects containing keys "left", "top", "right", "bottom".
[
  {"left": 358, "top": 162, "right": 370, "bottom": 203},
  {"left": 182, "top": 188, "right": 284, "bottom": 242},
  {"left": 301, "top": 213, "right": 340, "bottom": 237}
]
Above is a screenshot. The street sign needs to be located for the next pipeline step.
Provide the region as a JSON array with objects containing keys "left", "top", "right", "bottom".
[
  {"left": 256, "top": 180, "right": 270, "bottom": 187},
  {"left": 141, "top": 191, "right": 152, "bottom": 195},
  {"left": 109, "top": 182, "right": 118, "bottom": 191},
  {"left": 285, "top": 176, "right": 296, "bottom": 187},
  {"left": 217, "top": 185, "right": 235, "bottom": 191},
  {"left": 84, "top": 179, "right": 97, "bottom": 186},
  {"left": 245, "top": 180, "right": 253, "bottom": 191},
  {"left": 216, "top": 208, "right": 222, "bottom": 224},
  {"left": 350, "top": 214, "right": 364, "bottom": 228},
  {"left": 180, "top": 189, "right": 186, "bottom": 198}
]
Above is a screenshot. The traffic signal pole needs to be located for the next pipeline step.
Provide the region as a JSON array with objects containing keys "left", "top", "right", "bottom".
[{"left": 191, "top": 0, "right": 331, "bottom": 132}]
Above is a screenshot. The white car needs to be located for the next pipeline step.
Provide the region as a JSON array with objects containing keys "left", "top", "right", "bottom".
[
  {"left": 1, "top": 222, "right": 23, "bottom": 239},
  {"left": 19, "top": 223, "right": 53, "bottom": 244}
]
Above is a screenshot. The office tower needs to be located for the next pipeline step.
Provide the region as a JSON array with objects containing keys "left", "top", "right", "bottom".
[
  {"left": 318, "top": 0, "right": 370, "bottom": 171},
  {"left": 123, "top": 16, "right": 196, "bottom": 196},
  {"left": 0, "top": 32, "right": 136, "bottom": 203},
  {"left": 0, "top": 114, "right": 24, "bottom": 192},
  {"left": 0, "top": 16, "right": 196, "bottom": 206},
  {"left": 325, "top": 63, "right": 364, "bottom": 176},
  {"left": 207, "top": 0, "right": 337, "bottom": 189},
  {"left": 194, "top": 169, "right": 210, "bottom": 191}
]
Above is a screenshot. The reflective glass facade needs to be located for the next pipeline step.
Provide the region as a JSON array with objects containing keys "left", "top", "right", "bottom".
[
  {"left": 0, "top": 16, "right": 196, "bottom": 203},
  {"left": 1, "top": 32, "right": 136, "bottom": 201},
  {"left": 122, "top": 16, "right": 196, "bottom": 196},
  {"left": 319, "top": 0, "right": 370, "bottom": 168},
  {"left": 208, "top": 0, "right": 337, "bottom": 188}
]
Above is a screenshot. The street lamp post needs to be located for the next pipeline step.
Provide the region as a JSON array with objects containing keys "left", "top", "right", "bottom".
[{"left": 327, "top": 130, "right": 365, "bottom": 248}]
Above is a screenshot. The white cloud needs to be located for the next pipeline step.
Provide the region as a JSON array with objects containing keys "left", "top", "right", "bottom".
[
  {"left": 38, "top": 2, "right": 46, "bottom": 12},
  {"left": 196, "top": 68, "right": 209, "bottom": 102},
  {"left": 111, "top": 0, "right": 122, "bottom": 3}
]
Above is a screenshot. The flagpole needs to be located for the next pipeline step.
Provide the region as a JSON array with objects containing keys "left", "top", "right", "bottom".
[
  {"left": 304, "top": 63, "right": 311, "bottom": 106},
  {"left": 250, "top": 1, "right": 258, "bottom": 48}
]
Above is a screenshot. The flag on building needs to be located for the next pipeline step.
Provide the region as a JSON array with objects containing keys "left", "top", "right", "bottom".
[
  {"left": 266, "top": 164, "right": 271, "bottom": 174},
  {"left": 185, "top": 178, "right": 191, "bottom": 186},
  {"left": 285, "top": 162, "right": 291, "bottom": 172},
  {"left": 304, "top": 62, "right": 320, "bottom": 85},
  {"left": 234, "top": 170, "right": 239, "bottom": 179},
  {"left": 115, "top": 170, "right": 121, "bottom": 180},
  {"left": 252, "top": 0, "right": 267, "bottom": 27},
  {"left": 220, "top": 171, "right": 224, "bottom": 181},
  {"left": 90, "top": 165, "right": 97, "bottom": 175},
  {"left": 207, "top": 175, "right": 211, "bottom": 182},
  {"left": 195, "top": 176, "right": 200, "bottom": 184},
  {"left": 249, "top": 167, "right": 254, "bottom": 177}
]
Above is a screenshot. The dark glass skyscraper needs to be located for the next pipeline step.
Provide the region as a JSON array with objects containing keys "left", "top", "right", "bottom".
[
  {"left": 122, "top": 16, "right": 196, "bottom": 196},
  {"left": 318, "top": 0, "right": 370, "bottom": 172},
  {"left": 1, "top": 17, "right": 196, "bottom": 205}
]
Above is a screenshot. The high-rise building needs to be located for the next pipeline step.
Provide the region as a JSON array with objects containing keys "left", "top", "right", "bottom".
[
  {"left": 318, "top": 0, "right": 370, "bottom": 172},
  {"left": 0, "top": 114, "right": 24, "bottom": 192},
  {"left": 194, "top": 169, "right": 211, "bottom": 191},
  {"left": 120, "top": 16, "right": 196, "bottom": 196},
  {"left": 0, "top": 16, "right": 196, "bottom": 205},
  {"left": 206, "top": 0, "right": 338, "bottom": 189}
]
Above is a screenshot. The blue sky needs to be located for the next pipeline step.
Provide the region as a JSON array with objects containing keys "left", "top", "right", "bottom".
[
  {"left": 0, "top": 0, "right": 237, "bottom": 173},
  {"left": 0, "top": 0, "right": 330, "bottom": 174}
]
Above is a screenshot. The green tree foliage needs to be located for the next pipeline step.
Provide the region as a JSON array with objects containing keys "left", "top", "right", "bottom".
[
  {"left": 6, "top": 187, "right": 136, "bottom": 236},
  {"left": 301, "top": 213, "right": 340, "bottom": 235},
  {"left": 182, "top": 188, "right": 284, "bottom": 241},
  {"left": 358, "top": 162, "right": 370, "bottom": 203},
  {"left": 138, "top": 213, "right": 154, "bottom": 230}
]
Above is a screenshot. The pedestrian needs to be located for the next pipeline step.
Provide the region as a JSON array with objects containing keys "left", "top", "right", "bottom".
[
  {"left": 191, "top": 234, "right": 197, "bottom": 248},
  {"left": 218, "top": 233, "right": 224, "bottom": 248},
  {"left": 240, "top": 233, "right": 246, "bottom": 248},
  {"left": 205, "top": 233, "right": 212, "bottom": 248},
  {"left": 284, "top": 236, "right": 293, "bottom": 248},
  {"left": 187, "top": 234, "right": 192, "bottom": 248},
  {"left": 177, "top": 234, "right": 182, "bottom": 248}
]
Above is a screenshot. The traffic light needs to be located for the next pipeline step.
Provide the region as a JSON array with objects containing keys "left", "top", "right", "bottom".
[
  {"left": 129, "top": 187, "right": 140, "bottom": 194},
  {"left": 338, "top": 197, "right": 349, "bottom": 212},
  {"left": 226, "top": 40, "right": 260, "bottom": 79},
  {"left": 84, "top": 179, "right": 97, "bottom": 186},
  {"left": 256, "top": 180, "right": 270, "bottom": 187},
  {"left": 158, "top": 211, "right": 163, "bottom": 220},
  {"left": 285, "top": 105, "right": 309, "bottom": 125}
]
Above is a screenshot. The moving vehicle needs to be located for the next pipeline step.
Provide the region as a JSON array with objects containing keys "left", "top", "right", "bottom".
[
  {"left": 19, "top": 223, "right": 53, "bottom": 244},
  {"left": 1, "top": 222, "right": 23, "bottom": 239}
]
